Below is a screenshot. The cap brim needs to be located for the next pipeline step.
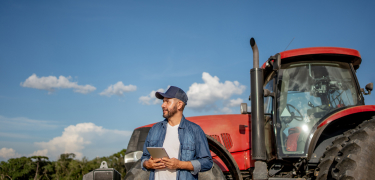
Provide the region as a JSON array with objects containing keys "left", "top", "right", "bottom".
[{"left": 155, "top": 92, "right": 174, "bottom": 99}]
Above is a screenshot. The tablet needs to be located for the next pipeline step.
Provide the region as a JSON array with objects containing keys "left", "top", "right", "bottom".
[{"left": 147, "top": 147, "right": 170, "bottom": 159}]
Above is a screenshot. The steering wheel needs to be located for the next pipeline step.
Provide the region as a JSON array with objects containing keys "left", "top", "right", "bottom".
[{"left": 286, "top": 104, "right": 303, "bottom": 121}]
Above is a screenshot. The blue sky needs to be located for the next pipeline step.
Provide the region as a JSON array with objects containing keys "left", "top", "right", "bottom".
[{"left": 1, "top": 1, "right": 374, "bottom": 161}]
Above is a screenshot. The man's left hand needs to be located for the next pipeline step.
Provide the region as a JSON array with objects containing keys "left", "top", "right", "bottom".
[{"left": 162, "top": 158, "right": 180, "bottom": 169}]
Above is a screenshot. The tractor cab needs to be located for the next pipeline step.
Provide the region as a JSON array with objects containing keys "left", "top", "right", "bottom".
[
  {"left": 262, "top": 47, "right": 364, "bottom": 158},
  {"left": 275, "top": 61, "right": 361, "bottom": 156}
]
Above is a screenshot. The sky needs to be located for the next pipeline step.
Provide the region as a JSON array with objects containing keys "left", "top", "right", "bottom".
[{"left": 1, "top": 1, "right": 374, "bottom": 161}]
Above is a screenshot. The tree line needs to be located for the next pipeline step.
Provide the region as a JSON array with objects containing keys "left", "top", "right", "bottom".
[{"left": 0, "top": 149, "right": 127, "bottom": 180}]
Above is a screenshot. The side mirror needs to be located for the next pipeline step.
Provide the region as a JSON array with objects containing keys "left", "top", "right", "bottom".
[
  {"left": 366, "top": 83, "right": 373, "bottom": 92},
  {"left": 361, "top": 82, "right": 373, "bottom": 95},
  {"left": 273, "top": 53, "right": 281, "bottom": 71},
  {"left": 267, "top": 53, "right": 281, "bottom": 71}
]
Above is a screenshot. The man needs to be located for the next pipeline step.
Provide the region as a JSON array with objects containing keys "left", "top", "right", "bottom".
[{"left": 141, "top": 86, "right": 213, "bottom": 180}]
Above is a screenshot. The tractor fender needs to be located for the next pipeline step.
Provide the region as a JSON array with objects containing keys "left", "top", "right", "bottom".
[
  {"left": 206, "top": 134, "right": 243, "bottom": 180},
  {"left": 307, "top": 105, "right": 375, "bottom": 163},
  {"left": 317, "top": 105, "right": 375, "bottom": 128}
]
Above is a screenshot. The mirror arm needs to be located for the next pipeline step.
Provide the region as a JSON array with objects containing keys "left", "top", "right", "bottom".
[
  {"left": 264, "top": 89, "right": 275, "bottom": 97},
  {"left": 361, "top": 88, "right": 371, "bottom": 95}
]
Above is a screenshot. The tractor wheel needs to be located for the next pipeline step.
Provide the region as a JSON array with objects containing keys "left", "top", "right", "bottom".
[
  {"left": 198, "top": 161, "right": 226, "bottom": 180},
  {"left": 123, "top": 159, "right": 225, "bottom": 180},
  {"left": 206, "top": 135, "right": 243, "bottom": 180},
  {"left": 316, "top": 116, "right": 375, "bottom": 180}
]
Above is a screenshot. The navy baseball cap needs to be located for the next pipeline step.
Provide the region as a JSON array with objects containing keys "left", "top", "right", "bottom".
[{"left": 155, "top": 86, "right": 188, "bottom": 105}]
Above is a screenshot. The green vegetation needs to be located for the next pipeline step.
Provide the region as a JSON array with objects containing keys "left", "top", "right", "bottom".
[{"left": 0, "top": 149, "right": 127, "bottom": 180}]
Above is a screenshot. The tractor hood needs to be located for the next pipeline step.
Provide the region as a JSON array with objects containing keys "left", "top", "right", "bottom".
[
  {"left": 136, "top": 114, "right": 251, "bottom": 153},
  {"left": 132, "top": 114, "right": 253, "bottom": 171}
]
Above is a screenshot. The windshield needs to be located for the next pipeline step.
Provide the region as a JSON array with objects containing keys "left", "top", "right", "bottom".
[{"left": 276, "top": 61, "right": 359, "bottom": 155}]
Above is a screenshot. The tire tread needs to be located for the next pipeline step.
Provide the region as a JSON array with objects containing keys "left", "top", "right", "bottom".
[{"left": 316, "top": 117, "right": 375, "bottom": 180}]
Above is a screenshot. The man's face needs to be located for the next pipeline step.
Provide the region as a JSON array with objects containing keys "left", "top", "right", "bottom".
[{"left": 161, "top": 98, "right": 178, "bottom": 119}]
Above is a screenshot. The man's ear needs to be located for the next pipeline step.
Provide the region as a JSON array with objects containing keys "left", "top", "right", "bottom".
[{"left": 177, "top": 100, "right": 184, "bottom": 111}]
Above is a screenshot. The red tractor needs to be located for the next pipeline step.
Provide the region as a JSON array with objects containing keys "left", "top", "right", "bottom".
[{"left": 124, "top": 38, "right": 375, "bottom": 180}]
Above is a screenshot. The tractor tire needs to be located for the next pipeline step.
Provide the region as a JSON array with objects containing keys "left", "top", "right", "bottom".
[
  {"left": 198, "top": 161, "right": 226, "bottom": 180},
  {"left": 316, "top": 116, "right": 375, "bottom": 180},
  {"left": 206, "top": 135, "right": 243, "bottom": 180},
  {"left": 123, "top": 159, "right": 225, "bottom": 180}
]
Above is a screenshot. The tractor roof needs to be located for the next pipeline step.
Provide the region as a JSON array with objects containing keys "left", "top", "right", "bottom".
[
  {"left": 261, "top": 47, "right": 362, "bottom": 80},
  {"left": 261, "top": 47, "right": 362, "bottom": 70}
]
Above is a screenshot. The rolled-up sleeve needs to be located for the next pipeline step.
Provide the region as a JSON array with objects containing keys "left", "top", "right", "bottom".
[
  {"left": 141, "top": 158, "right": 149, "bottom": 171},
  {"left": 190, "top": 159, "right": 201, "bottom": 175},
  {"left": 193, "top": 127, "right": 213, "bottom": 173},
  {"left": 140, "top": 127, "right": 153, "bottom": 171}
]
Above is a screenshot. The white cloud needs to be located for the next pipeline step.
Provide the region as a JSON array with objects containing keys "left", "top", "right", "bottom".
[
  {"left": 139, "top": 86, "right": 169, "bottom": 105},
  {"left": 227, "top": 98, "right": 243, "bottom": 107},
  {"left": 186, "top": 72, "right": 246, "bottom": 112},
  {"left": 99, "top": 81, "right": 137, "bottom": 97},
  {"left": 0, "top": 148, "right": 20, "bottom": 159},
  {"left": 0, "top": 148, "right": 48, "bottom": 161},
  {"left": 33, "top": 122, "right": 132, "bottom": 159},
  {"left": 20, "top": 74, "right": 96, "bottom": 94},
  {"left": 220, "top": 98, "right": 244, "bottom": 114},
  {"left": 29, "top": 149, "right": 48, "bottom": 157}
]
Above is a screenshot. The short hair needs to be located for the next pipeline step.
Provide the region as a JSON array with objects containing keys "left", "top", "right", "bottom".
[
  {"left": 175, "top": 99, "right": 185, "bottom": 111},
  {"left": 180, "top": 102, "right": 186, "bottom": 111}
]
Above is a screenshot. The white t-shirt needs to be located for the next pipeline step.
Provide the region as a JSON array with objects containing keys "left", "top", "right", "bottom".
[{"left": 155, "top": 123, "right": 180, "bottom": 180}]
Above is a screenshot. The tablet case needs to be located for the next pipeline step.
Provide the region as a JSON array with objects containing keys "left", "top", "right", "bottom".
[{"left": 147, "top": 147, "right": 170, "bottom": 159}]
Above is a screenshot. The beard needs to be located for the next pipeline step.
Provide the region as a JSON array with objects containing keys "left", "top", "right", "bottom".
[{"left": 163, "top": 104, "right": 178, "bottom": 119}]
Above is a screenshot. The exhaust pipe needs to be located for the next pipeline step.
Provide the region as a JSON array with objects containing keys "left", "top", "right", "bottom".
[
  {"left": 250, "top": 38, "right": 259, "bottom": 68},
  {"left": 250, "top": 38, "right": 266, "bottom": 161},
  {"left": 250, "top": 38, "right": 268, "bottom": 180}
]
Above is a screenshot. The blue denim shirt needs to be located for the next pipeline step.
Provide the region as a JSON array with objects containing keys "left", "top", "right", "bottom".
[{"left": 141, "top": 116, "right": 213, "bottom": 180}]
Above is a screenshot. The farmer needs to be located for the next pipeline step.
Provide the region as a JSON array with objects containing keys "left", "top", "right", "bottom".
[{"left": 141, "top": 86, "right": 213, "bottom": 180}]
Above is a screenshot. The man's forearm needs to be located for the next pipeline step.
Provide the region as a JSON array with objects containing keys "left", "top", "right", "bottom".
[{"left": 177, "top": 161, "right": 194, "bottom": 171}]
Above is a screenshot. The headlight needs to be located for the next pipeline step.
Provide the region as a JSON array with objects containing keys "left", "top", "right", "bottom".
[{"left": 124, "top": 151, "right": 143, "bottom": 163}]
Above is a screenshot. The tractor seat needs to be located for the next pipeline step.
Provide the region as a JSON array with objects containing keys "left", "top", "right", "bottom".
[{"left": 285, "top": 127, "right": 301, "bottom": 151}]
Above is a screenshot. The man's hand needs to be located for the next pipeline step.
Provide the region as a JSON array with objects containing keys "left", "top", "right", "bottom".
[
  {"left": 162, "top": 158, "right": 194, "bottom": 171},
  {"left": 144, "top": 157, "right": 165, "bottom": 169},
  {"left": 162, "top": 158, "right": 180, "bottom": 170}
]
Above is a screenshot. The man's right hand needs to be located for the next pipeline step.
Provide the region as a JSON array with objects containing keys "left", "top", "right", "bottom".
[{"left": 144, "top": 156, "right": 166, "bottom": 169}]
